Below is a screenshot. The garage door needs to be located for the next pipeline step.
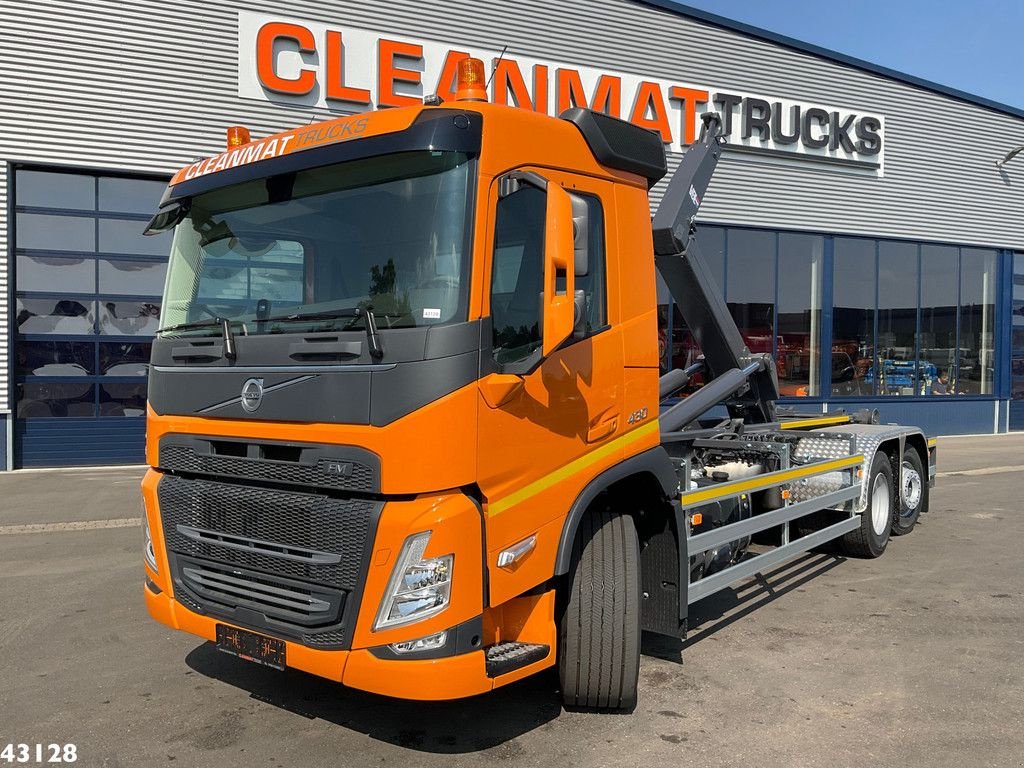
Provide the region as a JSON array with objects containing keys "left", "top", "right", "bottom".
[{"left": 13, "top": 166, "right": 170, "bottom": 467}]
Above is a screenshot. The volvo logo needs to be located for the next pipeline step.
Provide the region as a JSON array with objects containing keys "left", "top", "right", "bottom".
[{"left": 240, "top": 377, "right": 264, "bottom": 413}]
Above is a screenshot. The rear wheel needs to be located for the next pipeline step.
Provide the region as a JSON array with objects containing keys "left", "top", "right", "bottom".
[
  {"left": 840, "top": 450, "right": 893, "bottom": 558},
  {"left": 892, "top": 449, "right": 926, "bottom": 536},
  {"left": 558, "top": 507, "right": 641, "bottom": 712}
]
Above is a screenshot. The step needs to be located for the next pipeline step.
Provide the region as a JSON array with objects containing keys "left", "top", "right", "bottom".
[{"left": 484, "top": 641, "right": 550, "bottom": 678}]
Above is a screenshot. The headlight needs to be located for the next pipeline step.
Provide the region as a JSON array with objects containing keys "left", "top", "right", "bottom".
[
  {"left": 374, "top": 532, "right": 453, "bottom": 631},
  {"left": 143, "top": 509, "right": 158, "bottom": 572}
]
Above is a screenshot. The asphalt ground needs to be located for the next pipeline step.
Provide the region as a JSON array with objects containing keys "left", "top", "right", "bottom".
[{"left": 1, "top": 435, "right": 1022, "bottom": 768}]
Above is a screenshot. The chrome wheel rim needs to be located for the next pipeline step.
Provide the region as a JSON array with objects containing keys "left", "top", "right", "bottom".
[
  {"left": 870, "top": 472, "right": 891, "bottom": 536},
  {"left": 901, "top": 461, "right": 923, "bottom": 515}
]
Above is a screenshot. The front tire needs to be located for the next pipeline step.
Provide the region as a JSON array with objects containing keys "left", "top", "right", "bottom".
[
  {"left": 840, "top": 450, "right": 893, "bottom": 558},
  {"left": 892, "top": 449, "right": 926, "bottom": 536},
  {"left": 558, "top": 508, "right": 641, "bottom": 712}
]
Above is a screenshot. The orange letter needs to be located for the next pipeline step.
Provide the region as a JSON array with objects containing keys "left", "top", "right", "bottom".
[
  {"left": 436, "top": 50, "right": 470, "bottom": 102},
  {"left": 591, "top": 75, "right": 621, "bottom": 117},
  {"left": 532, "top": 64, "right": 549, "bottom": 115},
  {"left": 378, "top": 39, "right": 423, "bottom": 107},
  {"left": 669, "top": 86, "right": 709, "bottom": 145},
  {"left": 493, "top": 59, "right": 539, "bottom": 111},
  {"left": 256, "top": 22, "right": 316, "bottom": 96},
  {"left": 325, "top": 31, "right": 370, "bottom": 105},
  {"left": 556, "top": 69, "right": 587, "bottom": 113},
  {"left": 629, "top": 81, "right": 672, "bottom": 143}
]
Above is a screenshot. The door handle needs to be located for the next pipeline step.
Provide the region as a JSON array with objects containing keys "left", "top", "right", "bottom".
[{"left": 586, "top": 413, "right": 618, "bottom": 443}]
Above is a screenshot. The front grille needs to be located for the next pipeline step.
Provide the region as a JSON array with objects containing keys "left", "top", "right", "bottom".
[
  {"left": 159, "top": 474, "right": 376, "bottom": 590},
  {"left": 178, "top": 556, "right": 344, "bottom": 627},
  {"left": 159, "top": 440, "right": 378, "bottom": 493}
]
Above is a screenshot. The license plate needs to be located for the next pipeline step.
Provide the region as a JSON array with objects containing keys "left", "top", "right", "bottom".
[{"left": 215, "top": 624, "right": 286, "bottom": 670}]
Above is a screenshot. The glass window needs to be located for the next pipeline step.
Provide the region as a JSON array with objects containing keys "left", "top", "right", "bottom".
[
  {"left": 99, "top": 259, "right": 167, "bottom": 295},
  {"left": 877, "top": 241, "right": 919, "bottom": 396},
  {"left": 16, "top": 255, "right": 96, "bottom": 293},
  {"left": 777, "top": 233, "right": 823, "bottom": 397},
  {"left": 726, "top": 229, "right": 775, "bottom": 358},
  {"left": 491, "top": 185, "right": 545, "bottom": 366},
  {"left": 98, "top": 177, "right": 167, "bottom": 215},
  {"left": 16, "top": 170, "right": 95, "bottom": 210},
  {"left": 16, "top": 298, "right": 96, "bottom": 335},
  {"left": 1012, "top": 254, "right": 1024, "bottom": 408},
  {"left": 17, "top": 340, "right": 95, "bottom": 376},
  {"left": 958, "top": 248, "right": 997, "bottom": 395},
  {"left": 920, "top": 245, "right": 959, "bottom": 396},
  {"left": 698, "top": 225, "right": 726, "bottom": 297},
  {"left": 16, "top": 383, "right": 95, "bottom": 418},
  {"left": 572, "top": 193, "right": 607, "bottom": 335},
  {"left": 99, "top": 218, "right": 171, "bottom": 256},
  {"left": 99, "top": 342, "right": 151, "bottom": 377},
  {"left": 100, "top": 382, "right": 148, "bottom": 417},
  {"left": 16, "top": 212, "right": 95, "bottom": 251},
  {"left": 832, "top": 238, "right": 875, "bottom": 396},
  {"left": 98, "top": 301, "right": 161, "bottom": 336}
]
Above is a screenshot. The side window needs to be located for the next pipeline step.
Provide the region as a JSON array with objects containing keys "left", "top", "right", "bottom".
[
  {"left": 491, "top": 186, "right": 545, "bottom": 365},
  {"left": 489, "top": 184, "right": 608, "bottom": 366}
]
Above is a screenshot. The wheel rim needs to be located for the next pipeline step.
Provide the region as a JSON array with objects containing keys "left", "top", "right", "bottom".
[
  {"left": 870, "top": 472, "right": 891, "bottom": 536},
  {"left": 900, "top": 461, "right": 923, "bottom": 516}
]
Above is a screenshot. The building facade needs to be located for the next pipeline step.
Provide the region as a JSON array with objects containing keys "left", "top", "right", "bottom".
[{"left": 1, "top": 0, "right": 1021, "bottom": 468}]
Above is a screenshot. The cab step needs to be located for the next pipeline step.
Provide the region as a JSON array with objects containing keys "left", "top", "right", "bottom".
[{"left": 484, "top": 642, "right": 549, "bottom": 677}]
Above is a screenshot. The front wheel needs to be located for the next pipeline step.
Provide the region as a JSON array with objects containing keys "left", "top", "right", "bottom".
[
  {"left": 840, "top": 450, "right": 893, "bottom": 558},
  {"left": 892, "top": 449, "right": 926, "bottom": 536},
  {"left": 558, "top": 507, "right": 641, "bottom": 712}
]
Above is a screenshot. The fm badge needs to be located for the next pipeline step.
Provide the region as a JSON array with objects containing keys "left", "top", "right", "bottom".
[{"left": 240, "top": 377, "right": 264, "bottom": 413}]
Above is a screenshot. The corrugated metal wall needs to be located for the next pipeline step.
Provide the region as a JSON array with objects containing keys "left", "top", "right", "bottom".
[{"left": 0, "top": 0, "right": 1022, "bottom": 419}]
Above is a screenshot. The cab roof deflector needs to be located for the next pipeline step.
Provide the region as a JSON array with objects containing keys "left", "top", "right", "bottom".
[{"left": 559, "top": 108, "right": 668, "bottom": 187}]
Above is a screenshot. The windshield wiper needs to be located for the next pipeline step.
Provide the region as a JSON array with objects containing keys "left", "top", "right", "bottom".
[
  {"left": 158, "top": 317, "right": 237, "bottom": 361},
  {"left": 267, "top": 307, "right": 384, "bottom": 361}
]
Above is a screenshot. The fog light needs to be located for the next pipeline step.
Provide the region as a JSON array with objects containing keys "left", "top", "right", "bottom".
[
  {"left": 389, "top": 630, "right": 448, "bottom": 654},
  {"left": 143, "top": 509, "right": 158, "bottom": 572},
  {"left": 374, "top": 532, "right": 453, "bottom": 630}
]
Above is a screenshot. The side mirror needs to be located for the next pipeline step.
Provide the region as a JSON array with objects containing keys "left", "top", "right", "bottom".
[
  {"left": 570, "top": 193, "right": 589, "bottom": 277},
  {"left": 543, "top": 183, "right": 575, "bottom": 357}
]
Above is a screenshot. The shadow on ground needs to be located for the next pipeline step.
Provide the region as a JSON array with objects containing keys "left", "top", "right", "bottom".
[{"left": 186, "top": 643, "right": 563, "bottom": 754}]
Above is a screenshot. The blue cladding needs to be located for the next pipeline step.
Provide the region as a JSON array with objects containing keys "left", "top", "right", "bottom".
[
  {"left": 820, "top": 399, "right": 1000, "bottom": 436},
  {"left": 15, "top": 417, "right": 146, "bottom": 467},
  {"left": 0, "top": 415, "right": 7, "bottom": 470}
]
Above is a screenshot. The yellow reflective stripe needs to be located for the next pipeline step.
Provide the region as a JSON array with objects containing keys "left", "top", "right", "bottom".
[
  {"left": 487, "top": 419, "right": 660, "bottom": 517},
  {"left": 681, "top": 454, "right": 864, "bottom": 508},
  {"left": 927, "top": 438, "right": 938, "bottom": 447},
  {"left": 779, "top": 415, "right": 852, "bottom": 430}
]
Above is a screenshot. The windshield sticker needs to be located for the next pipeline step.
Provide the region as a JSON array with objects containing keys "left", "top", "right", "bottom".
[{"left": 422, "top": 308, "right": 442, "bottom": 319}]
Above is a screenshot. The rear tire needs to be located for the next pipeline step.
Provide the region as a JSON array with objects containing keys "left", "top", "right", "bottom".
[
  {"left": 892, "top": 448, "right": 926, "bottom": 536},
  {"left": 558, "top": 507, "right": 641, "bottom": 712},
  {"left": 840, "top": 450, "right": 893, "bottom": 558}
]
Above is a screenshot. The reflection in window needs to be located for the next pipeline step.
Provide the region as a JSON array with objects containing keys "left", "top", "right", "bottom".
[
  {"left": 100, "top": 382, "right": 148, "bottom": 417},
  {"left": 99, "top": 259, "right": 167, "bottom": 295},
  {"left": 16, "top": 170, "right": 96, "bottom": 210},
  {"left": 16, "top": 299, "right": 95, "bottom": 335},
  {"left": 1012, "top": 254, "right": 1024, "bottom": 410},
  {"left": 99, "top": 342, "right": 151, "bottom": 377},
  {"left": 876, "top": 241, "right": 920, "bottom": 396},
  {"left": 959, "top": 249, "right": 997, "bottom": 395},
  {"left": 17, "top": 341, "right": 95, "bottom": 376},
  {"left": 726, "top": 229, "right": 775, "bottom": 359},
  {"left": 777, "top": 233, "right": 823, "bottom": 397},
  {"left": 16, "top": 255, "right": 97, "bottom": 293},
  {"left": 98, "top": 177, "right": 167, "bottom": 215},
  {"left": 832, "top": 238, "right": 876, "bottom": 396},
  {"left": 16, "top": 212, "right": 96, "bottom": 252},
  {"left": 98, "top": 218, "right": 171, "bottom": 256},
  {"left": 920, "top": 245, "right": 958, "bottom": 396},
  {"left": 99, "top": 301, "right": 161, "bottom": 335},
  {"left": 16, "top": 383, "right": 96, "bottom": 418}
]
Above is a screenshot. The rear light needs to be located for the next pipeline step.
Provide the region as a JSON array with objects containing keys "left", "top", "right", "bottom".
[
  {"left": 454, "top": 57, "right": 487, "bottom": 102},
  {"left": 226, "top": 125, "right": 251, "bottom": 148},
  {"left": 374, "top": 532, "right": 453, "bottom": 630}
]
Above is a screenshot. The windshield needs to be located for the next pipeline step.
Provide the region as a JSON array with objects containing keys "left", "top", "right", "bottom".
[{"left": 159, "top": 150, "right": 474, "bottom": 336}]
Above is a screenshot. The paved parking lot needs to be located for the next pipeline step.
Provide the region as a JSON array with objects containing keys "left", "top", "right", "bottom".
[{"left": 2, "top": 435, "right": 1023, "bottom": 768}]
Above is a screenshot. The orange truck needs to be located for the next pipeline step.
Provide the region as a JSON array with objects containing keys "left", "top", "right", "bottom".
[{"left": 141, "top": 59, "right": 936, "bottom": 711}]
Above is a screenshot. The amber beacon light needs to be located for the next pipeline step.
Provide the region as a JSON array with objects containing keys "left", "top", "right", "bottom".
[
  {"left": 226, "top": 125, "right": 251, "bottom": 148},
  {"left": 454, "top": 57, "right": 487, "bottom": 102}
]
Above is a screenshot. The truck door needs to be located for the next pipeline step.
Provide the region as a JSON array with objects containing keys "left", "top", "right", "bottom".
[{"left": 476, "top": 169, "right": 625, "bottom": 604}]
